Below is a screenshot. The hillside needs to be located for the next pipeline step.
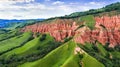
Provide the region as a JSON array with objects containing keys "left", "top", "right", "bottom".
[
  {"left": 19, "top": 41, "right": 104, "bottom": 67},
  {"left": 22, "top": 15, "right": 120, "bottom": 47},
  {"left": 0, "top": 19, "right": 44, "bottom": 30},
  {"left": 64, "top": 2, "right": 120, "bottom": 18},
  {"left": 0, "top": 2, "right": 120, "bottom": 67}
]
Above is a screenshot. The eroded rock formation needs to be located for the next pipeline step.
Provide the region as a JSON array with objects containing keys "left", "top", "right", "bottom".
[
  {"left": 22, "top": 15, "right": 120, "bottom": 47},
  {"left": 74, "top": 15, "right": 120, "bottom": 47},
  {"left": 21, "top": 19, "right": 79, "bottom": 41}
]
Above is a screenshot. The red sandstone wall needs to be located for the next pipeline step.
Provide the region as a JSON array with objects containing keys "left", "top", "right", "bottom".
[
  {"left": 22, "top": 16, "right": 120, "bottom": 47},
  {"left": 21, "top": 19, "right": 79, "bottom": 41},
  {"left": 74, "top": 15, "right": 120, "bottom": 47}
]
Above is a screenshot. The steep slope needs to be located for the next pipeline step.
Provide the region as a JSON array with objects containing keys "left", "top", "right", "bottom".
[
  {"left": 0, "top": 34, "right": 62, "bottom": 67},
  {"left": 75, "top": 15, "right": 120, "bottom": 47},
  {"left": 21, "top": 19, "right": 79, "bottom": 41},
  {"left": 0, "top": 29, "right": 20, "bottom": 41},
  {"left": 20, "top": 14, "right": 120, "bottom": 67},
  {"left": 0, "top": 32, "right": 33, "bottom": 55},
  {"left": 22, "top": 15, "right": 120, "bottom": 47},
  {"left": 19, "top": 40, "right": 104, "bottom": 67}
]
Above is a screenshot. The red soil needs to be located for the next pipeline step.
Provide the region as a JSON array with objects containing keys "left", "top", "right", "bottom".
[
  {"left": 74, "top": 15, "right": 120, "bottom": 47},
  {"left": 21, "top": 19, "right": 79, "bottom": 41},
  {"left": 22, "top": 15, "right": 120, "bottom": 47}
]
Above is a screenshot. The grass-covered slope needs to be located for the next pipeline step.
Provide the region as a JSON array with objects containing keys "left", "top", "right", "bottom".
[
  {"left": 0, "top": 32, "right": 33, "bottom": 55},
  {"left": 19, "top": 41, "right": 76, "bottom": 67},
  {"left": 82, "top": 54, "right": 104, "bottom": 67},
  {"left": 19, "top": 40, "right": 104, "bottom": 67},
  {"left": 64, "top": 2, "right": 120, "bottom": 18},
  {"left": 0, "top": 34, "right": 62, "bottom": 67},
  {"left": 0, "top": 37, "right": 40, "bottom": 59},
  {"left": 80, "top": 15, "right": 95, "bottom": 29},
  {"left": 0, "top": 29, "right": 21, "bottom": 41},
  {"left": 78, "top": 41, "right": 120, "bottom": 67},
  {"left": 96, "top": 43, "right": 108, "bottom": 57}
]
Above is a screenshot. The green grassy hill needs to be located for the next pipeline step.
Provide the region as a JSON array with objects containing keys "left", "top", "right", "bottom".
[
  {"left": 19, "top": 41, "right": 104, "bottom": 67},
  {"left": 0, "top": 34, "right": 62, "bottom": 67},
  {"left": 0, "top": 29, "right": 21, "bottom": 41},
  {"left": 0, "top": 32, "right": 33, "bottom": 55}
]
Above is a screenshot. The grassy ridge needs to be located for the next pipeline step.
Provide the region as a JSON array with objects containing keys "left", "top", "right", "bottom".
[
  {"left": 19, "top": 41, "right": 77, "bottom": 67},
  {"left": 0, "top": 37, "right": 40, "bottom": 59},
  {"left": 0, "top": 34, "right": 62, "bottom": 67},
  {"left": 97, "top": 43, "right": 108, "bottom": 57},
  {"left": 0, "top": 32, "right": 33, "bottom": 55},
  {"left": 0, "top": 30, "right": 21, "bottom": 41},
  {"left": 82, "top": 54, "right": 104, "bottom": 67},
  {"left": 19, "top": 40, "right": 104, "bottom": 67}
]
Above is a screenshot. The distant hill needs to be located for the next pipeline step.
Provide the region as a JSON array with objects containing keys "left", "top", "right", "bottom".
[
  {"left": 43, "top": 2, "right": 120, "bottom": 20},
  {"left": 65, "top": 2, "right": 120, "bottom": 17},
  {"left": 0, "top": 19, "right": 44, "bottom": 29}
]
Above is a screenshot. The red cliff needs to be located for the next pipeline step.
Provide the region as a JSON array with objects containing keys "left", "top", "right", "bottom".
[
  {"left": 21, "top": 19, "right": 79, "bottom": 41},
  {"left": 74, "top": 15, "right": 120, "bottom": 47},
  {"left": 22, "top": 15, "right": 120, "bottom": 47}
]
